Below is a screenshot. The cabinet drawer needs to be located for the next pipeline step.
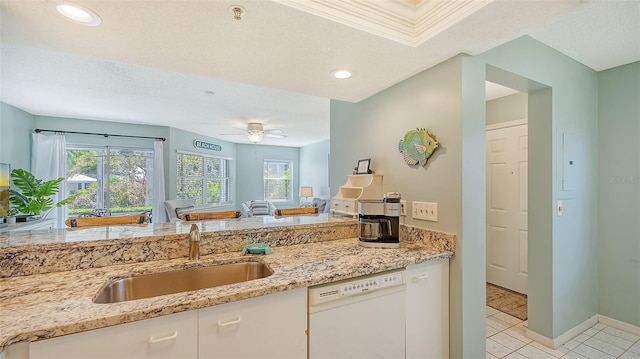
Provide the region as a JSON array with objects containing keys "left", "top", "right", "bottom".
[
  {"left": 330, "top": 199, "right": 356, "bottom": 214},
  {"left": 330, "top": 199, "right": 345, "bottom": 212},
  {"left": 199, "top": 288, "right": 307, "bottom": 359},
  {"left": 341, "top": 199, "right": 356, "bottom": 213},
  {"left": 29, "top": 310, "right": 198, "bottom": 359}
]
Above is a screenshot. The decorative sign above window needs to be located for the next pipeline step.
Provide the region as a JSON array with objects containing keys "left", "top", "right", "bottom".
[
  {"left": 398, "top": 128, "right": 439, "bottom": 167},
  {"left": 194, "top": 140, "right": 222, "bottom": 152}
]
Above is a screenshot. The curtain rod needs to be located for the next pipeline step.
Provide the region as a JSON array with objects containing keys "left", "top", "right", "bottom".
[{"left": 34, "top": 129, "right": 166, "bottom": 141}]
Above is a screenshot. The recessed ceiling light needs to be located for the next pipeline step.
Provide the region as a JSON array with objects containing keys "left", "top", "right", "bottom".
[
  {"left": 330, "top": 69, "right": 355, "bottom": 79},
  {"left": 47, "top": 0, "right": 102, "bottom": 26}
]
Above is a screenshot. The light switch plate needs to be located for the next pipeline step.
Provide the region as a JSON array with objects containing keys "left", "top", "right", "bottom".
[
  {"left": 412, "top": 201, "right": 437, "bottom": 221},
  {"left": 557, "top": 200, "right": 564, "bottom": 216}
]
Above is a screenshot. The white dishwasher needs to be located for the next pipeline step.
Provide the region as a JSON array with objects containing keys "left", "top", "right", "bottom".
[{"left": 308, "top": 269, "right": 406, "bottom": 359}]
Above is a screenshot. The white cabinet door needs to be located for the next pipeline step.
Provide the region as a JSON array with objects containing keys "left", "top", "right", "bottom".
[
  {"left": 29, "top": 310, "right": 198, "bottom": 359},
  {"left": 198, "top": 288, "right": 307, "bottom": 359},
  {"left": 405, "top": 259, "right": 449, "bottom": 359}
]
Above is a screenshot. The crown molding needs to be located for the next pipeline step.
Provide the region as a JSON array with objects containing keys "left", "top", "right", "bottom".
[
  {"left": 275, "top": 0, "right": 493, "bottom": 46},
  {"left": 414, "top": 1, "right": 492, "bottom": 45}
]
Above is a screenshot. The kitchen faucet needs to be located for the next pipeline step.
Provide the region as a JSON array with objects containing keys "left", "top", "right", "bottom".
[{"left": 189, "top": 223, "right": 200, "bottom": 260}]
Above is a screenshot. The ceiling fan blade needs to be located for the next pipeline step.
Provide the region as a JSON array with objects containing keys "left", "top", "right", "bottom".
[
  {"left": 265, "top": 128, "right": 284, "bottom": 134},
  {"left": 225, "top": 122, "right": 286, "bottom": 140}
]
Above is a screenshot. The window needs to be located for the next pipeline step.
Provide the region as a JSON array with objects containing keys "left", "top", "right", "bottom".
[
  {"left": 264, "top": 160, "right": 292, "bottom": 202},
  {"left": 66, "top": 147, "right": 154, "bottom": 216},
  {"left": 177, "top": 152, "right": 230, "bottom": 205}
]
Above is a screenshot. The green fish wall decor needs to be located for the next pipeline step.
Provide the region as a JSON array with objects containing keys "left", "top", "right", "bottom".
[{"left": 398, "top": 128, "right": 439, "bottom": 167}]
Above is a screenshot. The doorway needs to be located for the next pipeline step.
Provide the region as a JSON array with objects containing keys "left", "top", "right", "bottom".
[
  {"left": 485, "top": 80, "right": 529, "bottom": 322},
  {"left": 482, "top": 64, "right": 555, "bottom": 350}
]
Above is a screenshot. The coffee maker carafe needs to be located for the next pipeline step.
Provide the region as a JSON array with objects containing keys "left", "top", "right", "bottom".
[{"left": 358, "top": 192, "right": 401, "bottom": 249}]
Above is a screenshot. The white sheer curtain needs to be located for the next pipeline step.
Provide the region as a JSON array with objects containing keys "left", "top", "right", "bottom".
[
  {"left": 31, "top": 132, "right": 67, "bottom": 228},
  {"left": 152, "top": 140, "right": 167, "bottom": 223}
]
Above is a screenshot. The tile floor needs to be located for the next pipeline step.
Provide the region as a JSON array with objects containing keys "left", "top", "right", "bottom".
[{"left": 486, "top": 306, "right": 640, "bottom": 359}]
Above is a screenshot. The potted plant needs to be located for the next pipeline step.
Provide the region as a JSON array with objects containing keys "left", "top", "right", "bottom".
[
  {"left": 6, "top": 208, "right": 18, "bottom": 225},
  {"left": 9, "top": 169, "right": 76, "bottom": 220}
]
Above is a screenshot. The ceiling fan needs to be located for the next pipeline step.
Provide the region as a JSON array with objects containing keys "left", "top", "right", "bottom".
[{"left": 221, "top": 122, "right": 287, "bottom": 144}]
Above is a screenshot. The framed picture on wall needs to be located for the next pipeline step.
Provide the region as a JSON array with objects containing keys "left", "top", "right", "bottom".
[{"left": 356, "top": 158, "right": 371, "bottom": 174}]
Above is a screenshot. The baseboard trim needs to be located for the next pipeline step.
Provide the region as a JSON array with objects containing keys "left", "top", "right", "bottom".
[
  {"left": 526, "top": 315, "right": 598, "bottom": 349},
  {"left": 598, "top": 315, "right": 640, "bottom": 336},
  {"left": 525, "top": 329, "right": 555, "bottom": 349}
]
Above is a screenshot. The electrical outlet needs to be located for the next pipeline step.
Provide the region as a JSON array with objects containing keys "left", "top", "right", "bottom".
[
  {"left": 412, "top": 201, "right": 438, "bottom": 221},
  {"left": 400, "top": 200, "right": 407, "bottom": 216}
]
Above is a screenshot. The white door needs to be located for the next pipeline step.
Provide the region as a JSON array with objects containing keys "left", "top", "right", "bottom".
[{"left": 486, "top": 122, "right": 528, "bottom": 294}]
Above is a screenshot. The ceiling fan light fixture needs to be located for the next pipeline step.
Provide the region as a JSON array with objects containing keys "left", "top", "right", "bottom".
[
  {"left": 47, "top": 0, "right": 102, "bottom": 26},
  {"left": 331, "top": 69, "right": 355, "bottom": 79},
  {"left": 247, "top": 130, "right": 265, "bottom": 143}
]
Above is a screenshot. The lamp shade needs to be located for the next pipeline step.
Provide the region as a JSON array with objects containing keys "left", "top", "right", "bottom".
[{"left": 299, "top": 186, "right": 313, "bottom": 198}]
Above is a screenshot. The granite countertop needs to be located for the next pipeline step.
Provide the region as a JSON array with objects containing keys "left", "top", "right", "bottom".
[
  {"left": 0, "top": 214, "right": 354, "bottom": 248},
  {"left": 0, "top": 216, "right": 455, "bottom": 351},
  {"left": 0, "top": 214, "right": 358, "bottom": 277}
]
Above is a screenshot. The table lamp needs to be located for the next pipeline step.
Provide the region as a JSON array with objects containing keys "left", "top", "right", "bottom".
[{"left": 300, "top": 186, "right": 313, "bottom": 203}]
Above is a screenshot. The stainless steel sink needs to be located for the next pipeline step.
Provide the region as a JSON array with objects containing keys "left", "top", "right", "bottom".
[{"left": 94, "top": 261, "right": 273, "bottom": 304}]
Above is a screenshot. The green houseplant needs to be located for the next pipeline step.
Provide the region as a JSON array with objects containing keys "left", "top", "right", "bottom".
[
  {"left": 9, "top": 168, "right": 75, "bottom": 218},
  {"left": 6, "top": 207, "right": 18, "bottom": 224}
]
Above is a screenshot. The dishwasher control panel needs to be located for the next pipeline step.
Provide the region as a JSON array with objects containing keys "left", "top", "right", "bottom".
[
  {"left": 340, "top": 271, "right": 403, "bottom": 297},
  {"left": 309, "top": 270, "right": 404, "bottom": 306}
]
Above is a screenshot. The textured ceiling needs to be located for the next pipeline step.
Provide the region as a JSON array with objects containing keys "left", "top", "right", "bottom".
[{"left": 0, "top": 0, "right": 638, "bottom": 147}]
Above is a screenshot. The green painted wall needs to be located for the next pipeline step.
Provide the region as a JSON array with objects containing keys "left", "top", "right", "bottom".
[
  {"left": 300, "top": 140, "right": 330, "bottom": 199},
  {"left": 469, "top": 36, "right": 599, "bottom": 340},
  {"left": 460, "top": 55, "right": 491, "bottom": 358},
  {"left": 526, "top": 87, "right": 555, "bottom": 336},
  {"left": 486, "top": 92, "right": 528, "bottom": 125},
  {"left": 597, "top": 61, "right": 640, "bottom": 326},
  {"left": 0, "top": 102, "right": 34, "bottom": 170},
  {"left": 331, "top": 55, "right": 473, "bottom": 357},
  {"left": 235, "top": 144, "right": 300, "bottom": 210}
]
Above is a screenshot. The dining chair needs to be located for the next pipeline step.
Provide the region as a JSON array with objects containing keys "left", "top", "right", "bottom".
[
  {"left": 65, "top": 213, "right": 150, "bottom": 227},
  {"left": 182, "top": 210, "right": 241, "bottom": 221},
  {"left": 274, "top": 207, "right": 319, "bottom": 216}
]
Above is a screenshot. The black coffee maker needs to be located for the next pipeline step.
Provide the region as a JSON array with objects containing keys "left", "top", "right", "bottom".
[{"left": 357, "top": 192, "right": 400, "bottom": 249}]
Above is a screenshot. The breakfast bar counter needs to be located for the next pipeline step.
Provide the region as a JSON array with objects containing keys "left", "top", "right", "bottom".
[{"left": 0, "top": 214, "right": 454, "bottom": 352}]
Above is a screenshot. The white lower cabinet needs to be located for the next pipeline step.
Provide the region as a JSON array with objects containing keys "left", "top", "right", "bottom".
[
  {"left": 198, "top": 287, "right": 307, "bottom": 359},
  {"left": 19, "top": 264, "right": 448, "bottom": 359},
  {"left": 405, "top": 259, "right": 450, "bottom": 359},
  {"left": 29, "top": 310, "right": 198, "bottom": 359},
  {"left": 26, "top": 288, "right": 306, "bottom": 359}
]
